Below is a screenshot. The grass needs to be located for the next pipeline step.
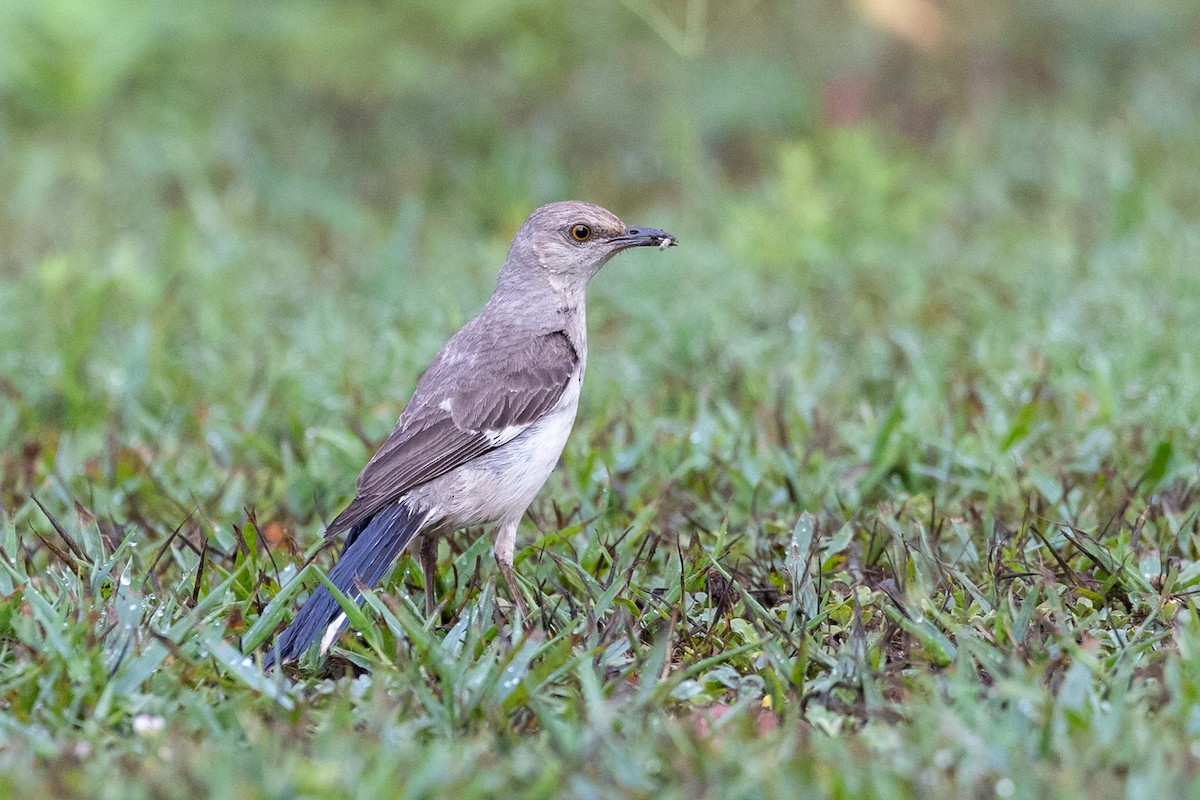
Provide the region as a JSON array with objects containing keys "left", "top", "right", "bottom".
[{"left": 3, "top": 0, "right": 1200, "bottom": 797}]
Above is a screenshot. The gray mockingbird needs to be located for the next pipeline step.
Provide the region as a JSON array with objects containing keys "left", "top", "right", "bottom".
[{"left": 263, "top": 200, "right": 676, "bottom": 666}]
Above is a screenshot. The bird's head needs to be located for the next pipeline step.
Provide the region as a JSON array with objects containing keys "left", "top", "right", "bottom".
[{"left": 499, "top": 200, "right": 676, "bottom": 294}]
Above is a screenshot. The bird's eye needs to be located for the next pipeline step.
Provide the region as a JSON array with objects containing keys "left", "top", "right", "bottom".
[{"left": 569, "top": 224, "right": 592, "bottom": 242}]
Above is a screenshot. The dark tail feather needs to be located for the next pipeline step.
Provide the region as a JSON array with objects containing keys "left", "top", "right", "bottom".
[{"left": 262, "top": 502, "right": 426, "bottom": 668}]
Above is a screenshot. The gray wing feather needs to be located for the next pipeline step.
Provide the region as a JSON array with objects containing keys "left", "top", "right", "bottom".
[{"left": 325, "top": 330, "right": 579, "bottom": 536}]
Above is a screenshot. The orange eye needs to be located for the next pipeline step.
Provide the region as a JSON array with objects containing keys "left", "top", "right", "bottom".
[{"left": 570, "top": 224, "right": 592, "bottom": 242}]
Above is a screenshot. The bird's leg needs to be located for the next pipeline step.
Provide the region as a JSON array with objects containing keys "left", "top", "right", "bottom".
[
  {"left": 494, "top": 520, "right": 528, "bottom": 621},
  {"left": 419, "top": 533, "right": 439, "bottom": 618}
]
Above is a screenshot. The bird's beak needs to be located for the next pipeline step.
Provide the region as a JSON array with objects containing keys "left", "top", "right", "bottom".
[{"left": 612, "top": 226, "right": 678, "bottom": 251}]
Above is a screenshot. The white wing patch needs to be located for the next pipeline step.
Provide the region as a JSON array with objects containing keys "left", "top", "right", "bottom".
[{"left": 481, "top": 423, "right": 526, "bottom": 446}]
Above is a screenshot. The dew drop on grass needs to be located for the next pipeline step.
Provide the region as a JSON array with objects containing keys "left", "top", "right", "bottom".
[{"left": 132, "top": 714, "right": 165, "bottom": 735}]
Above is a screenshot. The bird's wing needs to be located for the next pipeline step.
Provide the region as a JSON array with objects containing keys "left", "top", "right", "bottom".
[{"left": 324, "top": 330, "right": 580, "bottom": 537}]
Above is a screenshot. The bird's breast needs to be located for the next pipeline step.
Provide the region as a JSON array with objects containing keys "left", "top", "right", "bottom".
[{"left": 418, "top": 370, "right": 583, "bottom": 528}]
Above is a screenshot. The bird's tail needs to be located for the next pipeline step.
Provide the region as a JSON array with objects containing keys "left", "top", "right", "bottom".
[{"left": 262, "top": 502, "right": 427, "bottom": 668}]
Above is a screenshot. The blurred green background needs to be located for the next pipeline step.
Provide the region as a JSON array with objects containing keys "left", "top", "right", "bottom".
[
  {"left": 4, "top": 0, "right": 1199, "bottom": 522},
  {"left": 4, "top": 0, "right": 1200, "bottom": 796}
]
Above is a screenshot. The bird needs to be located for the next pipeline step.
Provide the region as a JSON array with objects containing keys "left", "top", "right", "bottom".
[{"left": 262, "top": 200, "right": 676, "bottom": 667}]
